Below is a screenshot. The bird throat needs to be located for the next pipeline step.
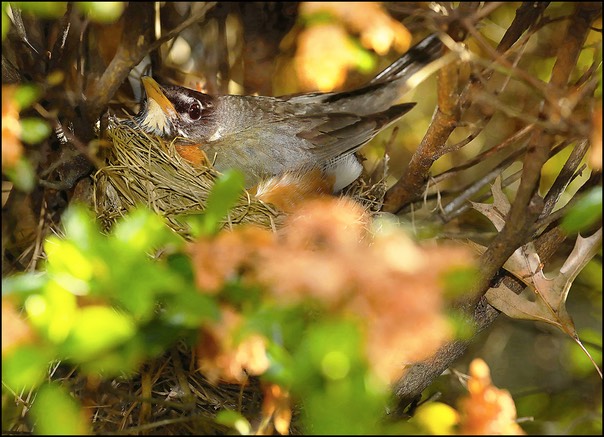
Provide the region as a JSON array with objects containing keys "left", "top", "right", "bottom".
[{"left": 141, "top": 99, "right": 174, "bottom": 136}]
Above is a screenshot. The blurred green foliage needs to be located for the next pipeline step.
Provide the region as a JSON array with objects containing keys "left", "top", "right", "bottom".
[
  {"left": 29, "top": 383, "right": 90, "bottom": 435},
  {"left": 181, "top": 168, "right": 246, "bottom": 237},
  {"left": 2, "top": 156, "right": 36, "bottom": 192},
  {"left": 561, "top": 187, "right": 603, "bottom": 234},
  {"left": 2, "top": 174, "right": 428, "bottom": 434},
  {"left": 1, "top": 1, "right": 601, "bottom": 435}
]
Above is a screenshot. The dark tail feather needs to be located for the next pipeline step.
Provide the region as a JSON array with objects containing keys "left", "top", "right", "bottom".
[
  {"left": 370, "top": 34, "right": 443, "bottom": 84},
  {"left": 373, "top": 102, "right": 417, "bottom": 128},
  {"left": 287, "top": 35, "right": 442, "bottom": 116}
]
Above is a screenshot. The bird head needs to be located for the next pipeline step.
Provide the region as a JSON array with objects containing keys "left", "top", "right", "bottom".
[{"left": 135, "top": 77, "right": 216, "bottom": 139}]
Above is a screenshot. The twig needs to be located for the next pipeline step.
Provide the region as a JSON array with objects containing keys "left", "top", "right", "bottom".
[
  {"left": 84, "top": 3, "right": 216, "bottom": 121},
  {"left": 432, "top": 124, "right": 535, "bottom": 184},
  {"left": 392, "top": 2, "right": 602, "bottom": 413},
  {"left": 541, "top": 140, "right": 590, "bottom": 218},
  {"left": 468, "top": 2, "right": 600, "bottom": 307}
]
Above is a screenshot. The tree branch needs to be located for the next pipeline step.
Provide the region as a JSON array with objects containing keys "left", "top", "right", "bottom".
[{"left": 392, "top": 2, "right": 601, "bottom": 414}]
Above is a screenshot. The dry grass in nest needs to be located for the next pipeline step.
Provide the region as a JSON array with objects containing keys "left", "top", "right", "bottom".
[
  {"left": 93, "top": 118, "right": 388, "bottom": 238},
  {"left": 93, "top": 118, "right": 285, "bottom": 237},
  {"left": 61, "top": 343, "right": 272, "bottom": 435}
]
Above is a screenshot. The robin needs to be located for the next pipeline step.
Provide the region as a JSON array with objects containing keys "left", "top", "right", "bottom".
[{"left": 129, "top": 34, "right": 443, "bottom": 211}]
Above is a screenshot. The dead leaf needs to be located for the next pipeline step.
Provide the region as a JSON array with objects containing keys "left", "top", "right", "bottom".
[{"left": 475, "top": 179, "right": 603, "bottom": 378}]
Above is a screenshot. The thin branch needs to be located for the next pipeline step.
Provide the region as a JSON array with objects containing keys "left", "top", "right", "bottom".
[
  {"left": 468, "top": 3, "right": 600, "bottom": 307},
  {"left": 83, "top": 2, "right": 216, "bottom": 122},
  {"left": 541, "top": 140, "right": 590, "bottom": 218},
  {"left": 383, "top": 2, "right": 550, "bottom": 214},
  {"left": 392, "top": 2, "right": 601, "bottom": 413},
  {"left": 432, "top": 124, "right": 535, "bottom": 184}
]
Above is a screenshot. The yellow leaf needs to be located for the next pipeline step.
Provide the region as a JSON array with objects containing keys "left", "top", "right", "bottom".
[{"left": 413, "top": 401, "right": 459, "bottom": 435}]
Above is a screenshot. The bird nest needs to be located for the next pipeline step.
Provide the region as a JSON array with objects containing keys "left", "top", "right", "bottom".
[
  {"left": 93, "top": 118, "right": 284, "bottom": 237},
  {"left": 85, "top": 118, "right": 387, "bottom": 434},
  {"left": 93, "top": 118, "right": 388, "bottom": 237},
  {"left": 71, "top": 342, "right": 270, "bottom": 434}
]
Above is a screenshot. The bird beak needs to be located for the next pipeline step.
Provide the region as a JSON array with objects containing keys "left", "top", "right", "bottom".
[{"left": 141, "top": 76, "right": 176, "bottom": 116}]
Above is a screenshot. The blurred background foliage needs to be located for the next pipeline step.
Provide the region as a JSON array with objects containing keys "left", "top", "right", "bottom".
[{"left": 2, "top": 1, "right": 602, "bottom": 435}]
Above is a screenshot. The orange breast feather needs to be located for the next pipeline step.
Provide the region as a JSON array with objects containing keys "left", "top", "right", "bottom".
[{"left": 252, "top": 169, "right": 335, "bottom": 213}]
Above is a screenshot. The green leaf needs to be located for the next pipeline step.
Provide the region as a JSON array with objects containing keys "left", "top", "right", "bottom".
[
  {"left": 19, "top": 117, "right": 51, "bottom": 144},
  {"left": 446, "top": 309, "right": 476, "bottom": 341},
  {"left": 349, "top": 38, "right": 377, "bottom": 73},
  {"left": 24, "top": 282, "right": 78, "bottom": 343},
  {"left": 45, "top": 237, "right": 94, "bottom": 283},
  {"left": 561, "top": 187, "right": 603, "bottom": 234},
  {"left": 3, "top": 156, "right": 36, "bottom": 192},
  {"left": 215, "top": 410, "right": 251, "bottom": 435},
  {"left": 162, "top": 291, "right": 220, "bottom": 328},
  {"left": 112, "top": 206, "right": 177, "bottom": 252},
  {"left": 413, "top": 402, "right": 460, "bottom": 435},
  {"left": 442, "top": 265, "right": 478, "bottom": 299},
  {"left": 2, "top": 3, "right": 10, "bottom": 40},
  {"left": 263, "top": 342, "right": 295, "bottom": 386},
  {"left": 184, "top": 169, "right": 245, "bottom": 236},
  {"left": 2, "top": 271, "right": 48, "bottom": 297},
  {"left": 14, "top": 84, "right": 42, "bottom": 110},
  {"left": 75, "top": 2, "right": 125, "bottom": 23},
  {"left": 30, "top": 383, "right": 90, "bottom": 435},
  {"left": 2, "top": 345, "right": 54, "bottom": 391},
  {"left": 60, "top": 306, "right": 135, "bottom": 360},
  {"left": 292, "top": 319, "right": 365, "bottom": 392},
  {"left": 60, "top": 205, "right": 99, "bottom": 252},
  {"left": 12, "top": 2, "right": 68, "bottom": 18},
  {"left": 566, "top": 328, "right": 603, "bottom": 377},
  {"left": 300, "top": 11, "right": 337, "bottom": 26}
]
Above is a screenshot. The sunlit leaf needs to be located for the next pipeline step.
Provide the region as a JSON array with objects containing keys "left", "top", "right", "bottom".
[
  {"left": 30, "top": 383, "right": 90, "bottom": 435},
  {"left": 12, "top": 2, "right": 68, "bottom": 18},
  {"left": 60, "top": 306, "right": 135, "bottom": 360},
  {"left": 299, "top": 11, "right": 336, "bottom": 26},
  {"left": 2, "top": 345, "right": 54, "bottom": 390},
  {"left": 413, "top": 402, "right": 460, "bottom": 435},
  {"left": 19, "top": 117, "right": 51, "bottom": 144},
  {"left": 184, "top": 169, "right": 245, "bottom": 236},
  {"left": 45, "top": 237, "right": 93, "bottom": 282},
  {"left": 25, "top": 282, "right": 78, "bottom": 343},
  {"left": 60, "top": 205, "right": 98, "bottom": 252},
  {"left": 112, "top": 206, "right": 178, "bottom": 252},
  {"left": 1, "top": 3, "right": 10, "bottom": 40},
  {"left": 75, "top": 2, "right": 125, "bottom": 23},
  {"left": 2, "top": 271, "right": 48, "bottom": 296},
  {"left": 349, "top": 38, "right": 377, "bottom": 73},
  {"left": 215, "top": 409, "right": 251, "bottom": 435},
  {"left": 162, "top": 290, "right": 220, "bottom": 327},
  {"left": 14, "top": 84, "right": 42, "bottom": 110},
  {"left": 3, "top": 156, "right": 36, "bottom": 192}
]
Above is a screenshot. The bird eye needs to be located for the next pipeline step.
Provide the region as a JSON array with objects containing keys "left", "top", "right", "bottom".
[{"left": 188, "top": 101, "right": 202, "bottom": 120}]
